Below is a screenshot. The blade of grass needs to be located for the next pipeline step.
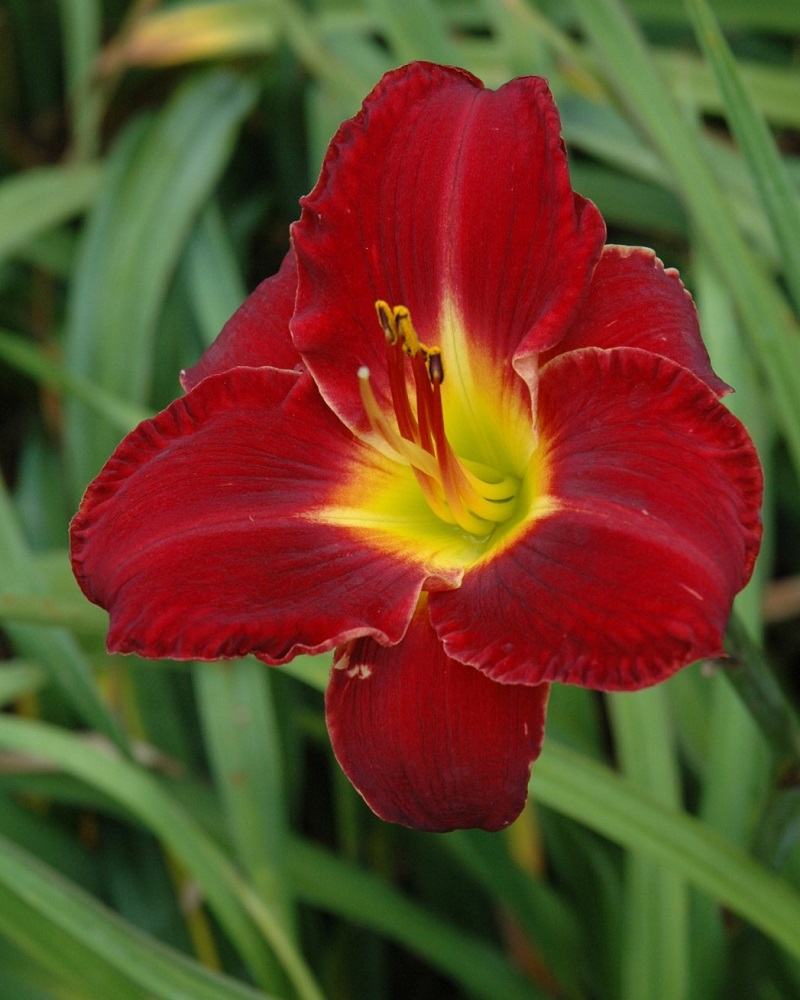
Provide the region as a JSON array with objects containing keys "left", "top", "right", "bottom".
[
  {"left": 444, "top": 830, "right": 583, "bottom": 998},
  {"left": 0, "top": 662, "right": 46, "bottom": 706},
  {"left": 184, "top": 201, "right": 248, "bottom": 347},
  {"left": 0, "top": 714, "right": 324, "bottom": 1000},
  {"left": 608, "top": 687, "right": 688, "bottom": 1000},
  {"left": 0, "top": 832, "right": 275, "bottom": 1000},
  {"left": 0, "top": 591, "right": 108, "bottom": 634},
  {"left": 0, "top": 793, "right": 98, "bottom": 890},
  {"left": 0, "top": 329, "right": 149, "bottom": 433},
  {"left": 279, "top": 654, "right": 329, "bottom": 693},
  {"left": 724, "top": 613, "right": 800, "bottom": 779},
  {"left": 693, "top": 250, "right": 775, "bottom": 838},
  {"left": 536, "top": 807, "right": 622, "bottom": 996},
  {"left": 626, "top": 0, "right": 800, "bottom": 33},
  {"left": 365, "top": 0, "right": 460, "bottom": 64},
  {"left": 268, "top": 0, "right": 372, "bottom": 101},
  {"left": 559, "top": 94, "right": 780, "bottom": 262},
  {"left": 56, "top": 0, "right": 104, "bottom": 160},
  {"left": 684, "top": 0, "right": 800, "bottom": 314},
  {"left": 0, "top": 477, "right": 129, "bottom": 752},
  {"left": 660, "top": 50, "right": 800, "bottom": 130},
  {"left": 690, "top": 249, "right": 774, "bottom": 996},
  {"left": 569, "top": 0, "right": 800, "bottom": 477},
  {"left": 287, "top": 837, "right": 547, "bottom": 1000},
  {"left": 0, "top": 164, "right": 102, "bottom": 263},
  {"left": 531, "top": 739, "right": 800, "bottom": 961},
  {"left": 99, "top": 0, "right": 279, "bottom": 70},
  {"left": 64, "top": 70, "right": 258, "bottom": 502},
  {"left": 195, "top": 660, "right": 296, "bottom": 938}
]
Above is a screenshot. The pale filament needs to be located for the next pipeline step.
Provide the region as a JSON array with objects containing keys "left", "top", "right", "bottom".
[{"left": 359, "top": 301, "right": 518, "bottom": 537}]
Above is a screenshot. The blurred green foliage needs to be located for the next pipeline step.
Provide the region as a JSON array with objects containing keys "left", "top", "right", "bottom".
[{"left": 1, "top": 1, "right": 800, "bottom": 997}]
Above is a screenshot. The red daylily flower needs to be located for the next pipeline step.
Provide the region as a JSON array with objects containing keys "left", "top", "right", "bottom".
[{"left": 70, "top": 63, "right": 763, "bottom": 833}]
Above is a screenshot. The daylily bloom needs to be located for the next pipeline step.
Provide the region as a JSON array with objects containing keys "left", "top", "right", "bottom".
[{"left": 70, "top": 62, "right": 763, "bottom": 833}]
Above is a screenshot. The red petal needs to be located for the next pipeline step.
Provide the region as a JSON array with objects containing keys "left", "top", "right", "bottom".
[
  {"left": 181, "top": 249, "right": 300, "bottom": 391},
  {"left": 540, "top": 245, "right": 729, "bottom": 396},
  {"left": 292, "top": 61, "right": 605, "bottom": 436},
  {"left": 326, "top": 599, "right": 550, "bottom": 832},
  {"left": 70, "top": 368, "right": 436, "bottom": 663},
  {"left": 430, "top": 348, "right": 763, "bottom": 690}
]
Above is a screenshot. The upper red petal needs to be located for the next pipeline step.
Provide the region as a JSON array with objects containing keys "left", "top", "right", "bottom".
[
  {"left": 291, "top": 61, "right": 605, "bottom": 436},
  {"left": 181, "top": 249, "right": 301, "bottom": 391},
  {"left": 326, "top": 598, "right": 550, "bottom": 832},
  {"left": 70, "top": 367, "right": 433, "bottom": 664},
  {"left": 429, "top": 347, "right": 763, "bottom": 690},
  {"left": 539, "top": 245, "right": 729, "bottom": 396}
]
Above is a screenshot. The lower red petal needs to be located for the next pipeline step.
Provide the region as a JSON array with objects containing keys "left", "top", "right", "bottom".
[
  {"left": 181, "top": 249, "right": 301, "bottom": 391},
  {"left": 326, "top": 599, "right": 550, "bottom": 832},
  {"left": 430, "top": 347, "right": 762, "bottom": 690}
]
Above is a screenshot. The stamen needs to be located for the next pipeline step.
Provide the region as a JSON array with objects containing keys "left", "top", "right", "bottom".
[
  {"left": 361, "top": 302, "right": 520, "bottom": 537},
  {"left": 426, "top": 349, "right": 443, "bottom": 384},
  {"left": 358, "top": 367, "right": 456, "bottom": 524},
  {"left": 375, "top": 301, "right": 397, "bottom": 344},
  {"left": 394, "top": 307, "right": 421, "bottom": 356},
  {"left": 423, "top": 348, "right": 516, "bottom": 524},
  {"left": 358, "top": 367, "right": 428, "bottom": 471}
]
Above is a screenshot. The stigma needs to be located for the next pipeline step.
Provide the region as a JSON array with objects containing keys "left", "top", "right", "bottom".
[{"left": 358, "top": 301, "right": 518, "bottom": 537}]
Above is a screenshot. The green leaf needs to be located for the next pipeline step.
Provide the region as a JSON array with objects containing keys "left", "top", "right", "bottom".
[
  {"left": 608, "top": 687, "right": 688, "bottom": 1000},
  {"left": 0, "top": 662, "right": 46, "bottom": 707},
  {"left": 532, "top": 739, "right": 800, "bottom": 961},
  {"left": 269, "top": 0, "right": 372, "bottom": 101},
  {"left": 626, "top": 0, "right": 800, "bottom": 32},
  {"left": 444, "top": 829, "right": 583, "bottom": 998},
  {"left": 0, "top": 793, "right": 98, "bottom": 890},
  {"left": 279, "top": 654, "right": 329, "bottom": 693},
  {"left": 56, "top": 0, "right": 104, "bottom": 159},
  {"left": 287, "top": 838, "right": 548, "bottom": 1000},
  {"left": 184, "top": 201, "right": 248, "bottom": 347},
  {"left": 366, "top": 0, "right": 460, "bottom": 64},
  {"left": 724, "top": 613, "right": 800, "bottom": 776},
  {"left": 569, "top": 0, "right": 800, "bottom": 478},
  {"left": 64, "top": 70, "right": 259, "bottom": 501},
  {"left": 0, "top": 164, "right": 102, "bottom": 263},
  {"left": 684, "top": 0, "right": 800, "bottom": 314},
  {"left": 0, "top": 833, "right": 275, "bottom": 1000},
  {"left": 196, "top": 660, "right": 296, "bottom": 939},
  {"left": 0, "top": 714, "right": 324, "bottom": 1000},
  {"left": 0, "top": 591, "right": 108, "bottom": 634},
  {"left": 0, "top": 478, "right": 129, "bottom": 751},
  {"left": 0, "top": 328, "right": 149, "bottom": 434},
  {"left": 659, "top": 50, "right": 800, "bottom": 129},
  {"left": 100, "top": 0, "right": 279, "bottom": 69}
]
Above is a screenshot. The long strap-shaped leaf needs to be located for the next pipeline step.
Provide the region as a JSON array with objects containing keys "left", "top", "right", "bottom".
[
  {"left": 608, "top": 687, "right": 688, "bottom": 1000},
  {"left": 0, "top": 833, "right": 274, "bottom": 1000},
  {"left": 0, "top": 715, "right": 324, "bottom": 1000},
  {"left": 532, "top": 739, "right": 800, "bottom": 961},
  {"left": 684, "top": 0, "right": 800, "bottom": 316},
  {"left": 0, "top": 478, "right": 129, "bottom": 753},
  {"left": 570, "top": 0, "right": 800, "bottom": 477}
]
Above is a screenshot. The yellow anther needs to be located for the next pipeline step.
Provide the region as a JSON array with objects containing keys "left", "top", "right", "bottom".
[
  {"left": 375, "top": 300, "right": 397, "bottom": 344},
  {"left": 425, "top": 348, "right": 443, "bottom": 385},
  {"left": 394, "top": 306, "right": 421, "bottom": 356},
  {"left": 364, "top": 301, "right": 519, "bottom": 539}
]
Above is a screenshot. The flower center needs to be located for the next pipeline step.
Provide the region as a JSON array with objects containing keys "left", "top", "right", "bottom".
[{"left": 358, "top": 301, "right": 519, "bottom": 538}]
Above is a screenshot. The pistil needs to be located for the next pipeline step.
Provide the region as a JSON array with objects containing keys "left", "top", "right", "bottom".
[{"left": 359, "top": 301, "right": 518, "bottom": 537}]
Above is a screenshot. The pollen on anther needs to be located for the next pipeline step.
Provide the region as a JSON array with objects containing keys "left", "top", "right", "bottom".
[{"left": 427, "top": 351, "right": 444, "bottom": 384}]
